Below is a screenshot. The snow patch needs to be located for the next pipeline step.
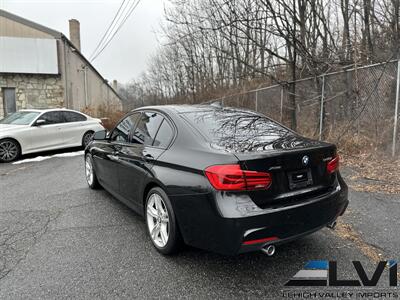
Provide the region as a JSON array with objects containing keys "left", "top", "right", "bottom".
[
  {"left": 52, "top": 151, "right": 84, "bottom": 158},
  {"left": 13, "top": 150, "right": 84, "bottom": 165}
]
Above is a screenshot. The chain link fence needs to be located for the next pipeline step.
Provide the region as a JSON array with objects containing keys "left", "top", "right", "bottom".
[{"left": 208, "top": 60, "right": 400, "bottom": 157}]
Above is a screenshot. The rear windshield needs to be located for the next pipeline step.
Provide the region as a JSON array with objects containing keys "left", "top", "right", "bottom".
[{"left": 181, "top": 109, "right": 293, "bottom": 152}]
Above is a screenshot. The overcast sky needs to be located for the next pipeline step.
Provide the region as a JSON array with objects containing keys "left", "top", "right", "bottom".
[{"left": 0, "top": 0, "right": 167, "bottom": 84}]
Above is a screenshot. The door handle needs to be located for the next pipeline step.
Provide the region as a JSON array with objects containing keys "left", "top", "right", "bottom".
[
  {"left": 144, "top": 154, "right": 154, "bottom": 162},
  {"left": 108, "top": 154, "right": 120, "bottom": 161}
]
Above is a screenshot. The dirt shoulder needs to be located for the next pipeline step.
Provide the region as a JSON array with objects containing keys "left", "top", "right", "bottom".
[{"left": 341, "top": 152, "right": 400, "bottom": 194}]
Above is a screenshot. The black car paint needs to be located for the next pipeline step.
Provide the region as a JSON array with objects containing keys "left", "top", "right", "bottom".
[{"left": 86, "top": 105, "right": 348, "bottom": 255}]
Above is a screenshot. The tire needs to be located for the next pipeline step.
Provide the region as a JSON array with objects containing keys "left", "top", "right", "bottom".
[
  {"left": 145, "top": 187, "right": 181, "bottom": 255},
  {"left": 82, "top": 131, "right": 94, "bottom": 148},
  {"left": 85, "top": 153, "right": 101, "bottom": 189},
  {"left": 0, "top": 139, "right": 21, "bottom": 163}
]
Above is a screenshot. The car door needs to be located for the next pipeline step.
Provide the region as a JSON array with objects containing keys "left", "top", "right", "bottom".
[
  {"left": 117, "top": 111, "right": 174, "bottom": 210},
  {"left": 91, "top": 113, "right": 140, "bottom": 195},
  {"left": 60, "top": 111, "right": 88, "bottom": 146},
  {"left": 27, "top": 111, "right": 64, "bottom": 151}
]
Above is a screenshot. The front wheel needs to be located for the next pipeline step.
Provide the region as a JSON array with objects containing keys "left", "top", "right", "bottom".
[
  {"left": 0, "top": 139, "right": 21, "bottom": 162},
  {"left": 145, "top": 187, "right": 181, "bottom": 255},
  {"left": 85, "top": 154, "right": 100, "bottom": 189},
  {"left": 82, "top": 131, "right": 94, "bottom": 148}
]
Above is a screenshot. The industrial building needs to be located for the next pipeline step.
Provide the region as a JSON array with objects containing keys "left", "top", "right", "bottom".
[{"left": 0, "top": 9, "right": 121, "bottom": 118}]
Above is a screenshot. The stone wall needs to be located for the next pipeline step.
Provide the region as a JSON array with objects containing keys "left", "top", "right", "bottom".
[{"left": 0, "top": 74, "right": 64, "bottom": 118}]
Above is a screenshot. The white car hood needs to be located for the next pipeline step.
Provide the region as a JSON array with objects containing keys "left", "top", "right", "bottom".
[{"left": 0, "top": 124, "right": 29, "bottom": 135}]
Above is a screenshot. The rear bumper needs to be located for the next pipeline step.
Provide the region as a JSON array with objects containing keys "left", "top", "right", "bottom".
[
  {"left": 237, "top": 196, "right": 348, "bottom": 254},
  {"left": 171, "top": 175, "right": 348, "bottom": 255}
]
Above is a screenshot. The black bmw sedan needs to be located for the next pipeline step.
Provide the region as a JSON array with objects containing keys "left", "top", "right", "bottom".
[{"left": 84, "top": 105, "right": 348, "bottom": 255}]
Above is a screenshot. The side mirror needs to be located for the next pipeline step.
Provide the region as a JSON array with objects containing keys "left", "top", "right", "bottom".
[
  {"left": 34, "top": 119, "right": 46, "bottom": 126},
  {"left": 93, "top": 130, "right": 107, "bottom": 140}
]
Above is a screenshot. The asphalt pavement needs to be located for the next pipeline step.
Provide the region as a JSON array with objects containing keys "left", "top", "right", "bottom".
[{"left": 0, "top": 151, "right": 399, "bottom": 299}]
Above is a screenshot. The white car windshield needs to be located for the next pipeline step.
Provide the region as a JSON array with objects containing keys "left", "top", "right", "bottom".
[{"left": 0, "top": 111, "right": 41, "bottom": 125}]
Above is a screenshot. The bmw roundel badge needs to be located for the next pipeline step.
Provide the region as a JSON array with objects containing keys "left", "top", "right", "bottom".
[{"left": 302, "top": 155, "right": 309, "bottom": 166}]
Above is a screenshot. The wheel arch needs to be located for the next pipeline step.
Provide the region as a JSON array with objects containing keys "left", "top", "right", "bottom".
[
  {"left": 82, "top": 130, "right": 95, "bottom": 147},
  {"left": 0, "top": 137, "right": 23, "bottom": 154},
  {"left": 142, "top": 181, "right": 162, "bottom": 213},
  {"left": 142, "top": 179, "right": 184, "bottom": 252},
  {"left": 142, "top": 178, "right": 176, "bottom": 215}
]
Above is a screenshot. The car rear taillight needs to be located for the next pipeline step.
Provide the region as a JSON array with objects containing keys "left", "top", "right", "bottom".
[
  {"left": 327, "top": 155, "right": 339, "bottom": 174},
  {"left": 204, "top": 164, "right": 272, "bottom": 191}
]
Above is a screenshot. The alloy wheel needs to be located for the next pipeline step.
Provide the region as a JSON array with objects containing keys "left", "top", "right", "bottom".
[
  {"left": 146, "top": 193, "right": 170, "bottom": 248},
  {"left": 83, "top": 132, "right": 93, "bottom": 147},
  {"left": 85, "top": 156, "right": 94, "bottom": 186},
  {"left": 0, "top": 140, "right": 18, "bottom": 162}
]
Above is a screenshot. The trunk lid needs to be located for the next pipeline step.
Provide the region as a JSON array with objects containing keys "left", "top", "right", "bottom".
[
  {"left": 179, "top": 107, "right": 338, "bottom": 207},
  {"left": 234, "top": 140, "right": 337, "bottom": 208}
]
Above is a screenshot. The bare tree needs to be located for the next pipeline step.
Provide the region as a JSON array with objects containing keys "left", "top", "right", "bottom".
[{"left": 121, "top": 0, "right": 399, "bottom": 126}]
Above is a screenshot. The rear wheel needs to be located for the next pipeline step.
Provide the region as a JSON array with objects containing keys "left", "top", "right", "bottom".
[
  {"left": 0, "top": 139, "right": 20, "bottom": 162},
  {"left": 85, "top": 153, "right": 100, "bottom": 189},
  {"left": 82, "top": 131, "right": 94, "bottom": 148},
  {"left": 145, "top": 187, "right": 181, "bottom": 255}
]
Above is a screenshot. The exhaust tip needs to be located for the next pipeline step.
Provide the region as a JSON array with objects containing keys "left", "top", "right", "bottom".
[
  {"left": 327, "top": 221, "right": 337, "bottom": 230},
  {"left": 261, "top": 245, "right": 276, "bottom": 256}
]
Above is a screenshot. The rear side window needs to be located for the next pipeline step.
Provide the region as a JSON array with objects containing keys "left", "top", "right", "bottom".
[
  {"left": 110, "top": 113, "right": 140, "bottom": 143},
  {"left": 153, "top": 119, "right": 173, "bottom": 148},
  {"left": 132, "top": 112, "right": 164, "bottom": 146},
  {"left": 40, "top": 111, "right": 64, "bottom": 125},
  {"left": 181, "top": 109, "right": 291, "bottom": 152},
  {"left": 63, "top": 111, "right": 87, "bottom": 122}
]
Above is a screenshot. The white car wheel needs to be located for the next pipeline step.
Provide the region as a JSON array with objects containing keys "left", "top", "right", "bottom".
[
  {"left": 0, "top": 139, "right": 20, "bottom": 162},
  {"left": 82, "top": 131, "right": 94, "bottom": 148}
]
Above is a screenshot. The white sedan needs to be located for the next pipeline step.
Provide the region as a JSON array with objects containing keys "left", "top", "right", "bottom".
[{"left": 0, "top": 109, "right": 105, "bottom": 162}]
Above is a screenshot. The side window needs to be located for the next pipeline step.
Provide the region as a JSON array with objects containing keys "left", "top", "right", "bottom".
[
  {"left": 110, "top": 113, "right": 140, "bottom": 143},
  {"left": 132, "top": 112, "right": 163, "bottom": 146},
  {"left": 40, "top": 111, "right": 64, "bottom": 125},
  {"left": 153, "top": 120, "right": 173, "bottom": 148},
  {"left": 64, "top": 111, "right": 87, "bottom": 122}
]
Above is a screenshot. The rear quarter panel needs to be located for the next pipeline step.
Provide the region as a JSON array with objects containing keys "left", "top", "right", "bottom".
[{"left": 64, "top": 120, "right": 104, "bottom": 147}]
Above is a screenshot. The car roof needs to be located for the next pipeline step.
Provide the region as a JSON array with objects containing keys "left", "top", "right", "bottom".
[
  {"left": 18, "top": 109, "right": 43, "bottom": 113},
  {"left": 132, "top": 104, "right": 256, "bottom": 115},
  {"left": 19, "top": 108, "right": 87, "bottom": 114}
]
